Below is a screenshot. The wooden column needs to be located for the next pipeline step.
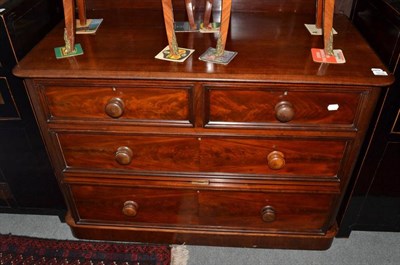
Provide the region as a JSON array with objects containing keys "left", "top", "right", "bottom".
[
  {"left": 185, "top": 0, "right": 197, "bottom": 30},
  {"left": 161, "top": 0, "right": 179, "bottom": 56},
  {"left": 77, "top": 0, "right": 87, "bottom": 26},
  {"left": 216, "top": 0, "right": 232, "bottom": 56},
  {"left": 323, "top": 0, "right": 335, "bottom": 55},
  {"left": 203, "top": 0, "right": 214, "bottom": 28},
  {"left": 62, "top": 0, "right": 75, "bottom": 53},
  {"left": 316, "top": 0, "right": 323, "bottom": 29}
]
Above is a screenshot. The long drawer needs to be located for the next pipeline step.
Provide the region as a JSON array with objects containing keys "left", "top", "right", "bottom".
[
  {"left": 57, "top": 132, "right": 347, "bottom": 180},
  {"left": 68, "top": 183, "right": 337, "bottom": 233}
]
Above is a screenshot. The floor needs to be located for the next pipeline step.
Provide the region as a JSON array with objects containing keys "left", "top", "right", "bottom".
[{"left": 1, "top": 213, "right": 399, "bottom": 265}]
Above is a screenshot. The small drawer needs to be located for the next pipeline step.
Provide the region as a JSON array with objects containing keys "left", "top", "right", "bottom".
[
  {"left": 68, "top": 183, "right": 336, "bottom": 233},
  {"left": 204, "top": 85, "right": 363, "bottom": 129},
  {"left": 58, "top": 133, "right": 345, "bottom": 180},
  {"left": 38, "top": 80, "right": 193, "bottom": 126}
]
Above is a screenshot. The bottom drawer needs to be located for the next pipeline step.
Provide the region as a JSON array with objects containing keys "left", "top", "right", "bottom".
[{"left": 68, "top": 183, "right": 337, "bottom": 234}]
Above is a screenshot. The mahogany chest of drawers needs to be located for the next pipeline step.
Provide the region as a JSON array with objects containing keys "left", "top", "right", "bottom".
[{"left": 13, "top": 6, "right": 393, "bottom": 249}]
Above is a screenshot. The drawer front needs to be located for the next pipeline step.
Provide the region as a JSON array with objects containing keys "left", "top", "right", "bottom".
[
  {"left": 57, "top": 133, "right": 200, "bottom": 172},
  {"left": 40, "top": 81, "right": 193, "bottom": 126},
  {"left": 205, "top": 85, "right": 363, "bottom": 129},
  {"left": 69, "top": 184, "right": 336, "bottom": 233},
  {"left": 58, "top": 133, "right": 346, "bottom": 179},
  {"left": 200, "top": 138, "right": 346, "bottom": 179}
]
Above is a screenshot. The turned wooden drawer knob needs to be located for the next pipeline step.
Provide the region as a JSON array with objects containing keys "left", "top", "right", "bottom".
[
  {"left": 122, "top": 200, "right": 139, "bottom": 217},
  {"left": 115, "top": 146, "right": 133, "bottom": 165},
  {"left": 105, "top": 97, "right": 125, "bottom": 118},
  {"left": 267, "top": 151, "right": 285, "bottom": 170},
  {"left": 275, "top": 101, "right": 294, "bottom": 122},
  {"left": 261, "top": 206, "right": 276, "bottom": 222}
]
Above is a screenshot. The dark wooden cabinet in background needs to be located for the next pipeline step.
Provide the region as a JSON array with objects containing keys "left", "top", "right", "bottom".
[
  {"left": 0, "top": 0, "right": 65, "bottom": 214},
  {"left": 338, "top": 0, "right": 400, "bottom": 236}
]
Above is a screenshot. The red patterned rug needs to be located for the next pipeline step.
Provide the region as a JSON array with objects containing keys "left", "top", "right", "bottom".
[{"left": 0, "top": 234, "right": 171, "bottom": 265}]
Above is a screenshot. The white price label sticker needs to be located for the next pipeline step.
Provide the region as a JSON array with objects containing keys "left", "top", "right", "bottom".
[
  {"left": 327, "top": 104, "right": 340, "bottom": 111},
  {"left": 371, "top": 68, "right": 388, "bottom": 76}
]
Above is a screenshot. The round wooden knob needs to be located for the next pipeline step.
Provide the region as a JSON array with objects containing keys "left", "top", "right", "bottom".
[
  {"left": 122, "top": 200, "right": 139, "bottom": 217},
  {"left": 115, "top": 146, "right": 133, "bottom": 165},
  {"left": 267, "top": 151, "right": 285, "bottom": 170},
  {"left": 261, "top": 206, "right": 276, "bottom": 222},
  {"left": 105, "top": 97, "right": 125, "bottom": 118},
  {"left": 275, "top": 101, "right": 294, "bottom": 122}
]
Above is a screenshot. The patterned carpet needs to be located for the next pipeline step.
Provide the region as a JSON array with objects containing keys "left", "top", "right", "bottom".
[{"left": 0, "top": 233, "right": 171, "bottom": 265}]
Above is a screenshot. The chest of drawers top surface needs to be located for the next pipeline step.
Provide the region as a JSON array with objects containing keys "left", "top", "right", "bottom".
[{"left": 13, "top": 9, "right": 393, "bottom": 86}]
